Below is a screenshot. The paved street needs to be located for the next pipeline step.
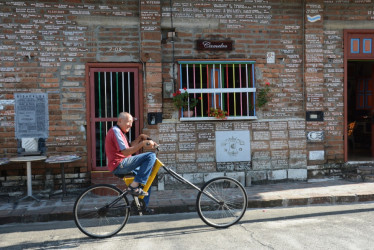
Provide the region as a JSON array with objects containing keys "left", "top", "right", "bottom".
[{"left": 1, "top": 202, "right": 374, "bottom": 250}]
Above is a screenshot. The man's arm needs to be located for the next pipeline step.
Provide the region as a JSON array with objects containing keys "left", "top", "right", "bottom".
[
  {"left": 120, "top": 140, "right": 151, "bottom": 156},
  {"left": 120, "top": 133, "right": 156, "bottom": 157},
  {"left": 131, "top": 133, "right": 148, "bottom": 146}
]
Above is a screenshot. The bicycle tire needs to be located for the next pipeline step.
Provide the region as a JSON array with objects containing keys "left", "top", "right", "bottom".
[
  {"left": 74, "top": 184, "right": 130, "bottom": 238},
  {"left": 196, "top": 177, "right": 248, "bottom": 228}
]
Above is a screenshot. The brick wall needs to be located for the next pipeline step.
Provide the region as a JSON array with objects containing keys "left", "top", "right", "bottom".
[
  {"left": 0, "top": 0, "right": 141, "bottom": 192},
  {"left": 154, "top": 120, "right": 307, "bottom": 189},
  {"left": 1, "top": 0, "right": 374, "bottom": 193}
]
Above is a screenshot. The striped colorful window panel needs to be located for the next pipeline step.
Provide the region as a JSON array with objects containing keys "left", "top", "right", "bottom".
[{"left": 178, "top": 60, "right": 257, "bottom": 121}]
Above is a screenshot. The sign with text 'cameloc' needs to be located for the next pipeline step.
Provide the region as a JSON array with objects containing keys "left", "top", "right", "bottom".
[
  {"left": 15, "top": 93, "right": 49, "bottom": 139},
  {"left": 196, "top": 40, "right": 233, "bottom": 51}
]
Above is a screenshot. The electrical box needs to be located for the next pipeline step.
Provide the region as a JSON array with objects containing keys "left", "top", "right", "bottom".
[
  {"left": 306, "top": 111, "right": 324, "bottom": 121},
  {"left": 147, "top": 112, "right": 162, "bottom": 125}
]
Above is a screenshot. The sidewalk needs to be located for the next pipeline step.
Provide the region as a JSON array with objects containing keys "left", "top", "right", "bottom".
[{"left": 1, "top": 179, "right": 374, "bottom": 225}]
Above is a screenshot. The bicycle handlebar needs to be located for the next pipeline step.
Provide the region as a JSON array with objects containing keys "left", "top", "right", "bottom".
[{"left": 146, "top": 137, "right": 159, "bottom": 151}]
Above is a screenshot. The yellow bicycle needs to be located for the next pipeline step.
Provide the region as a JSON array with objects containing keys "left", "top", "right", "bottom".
[{"left": 74, "top": 156, "right": 248, "bottom": 238}]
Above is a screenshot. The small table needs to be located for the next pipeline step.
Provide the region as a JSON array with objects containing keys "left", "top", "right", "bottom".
[
  {"left": 45, "top": 155, "right": 81, "bottom": 200},
  {"left": 9, "top": 155, "right": 47, "bottom": 202},
  {"left": 0, "top": 158, "right": 9, "bottom": 165}
]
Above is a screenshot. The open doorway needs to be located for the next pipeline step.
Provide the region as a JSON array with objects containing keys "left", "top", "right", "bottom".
[
  {"left": 347, "top": 61, "right": 374, "bottom": 161},
  {"left": 344, "top": 30, "right": 374, "bottom": 162}
]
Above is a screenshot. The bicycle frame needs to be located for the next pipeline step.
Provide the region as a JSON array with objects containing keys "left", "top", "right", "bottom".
[{"left": 122, "top": 158, "right": 221, "bottom": 203}]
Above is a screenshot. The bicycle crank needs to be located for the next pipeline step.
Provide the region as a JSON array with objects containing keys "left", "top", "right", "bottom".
[{"left": 130, "top": 196, "right": 146, "bottom": 216}]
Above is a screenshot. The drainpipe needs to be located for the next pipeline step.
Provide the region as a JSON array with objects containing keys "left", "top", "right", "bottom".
[
  {"left": 302, "top": 0, "right": 306, "bottom": 114},
  {"left": 138, "top": 0, "right": 146, "bottom": 87},
  {"left": 170, "top": 0, "right": 175, "bottom": 88}
]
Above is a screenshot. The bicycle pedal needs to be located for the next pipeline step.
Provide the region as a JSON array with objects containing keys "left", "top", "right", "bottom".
[{"left": 131, "top": 197, "right": 145, "bottom": 216}]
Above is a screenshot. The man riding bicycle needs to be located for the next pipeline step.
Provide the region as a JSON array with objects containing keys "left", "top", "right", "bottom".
[{"left": 105, "top": 112, "right": 157, "bottom": 197}]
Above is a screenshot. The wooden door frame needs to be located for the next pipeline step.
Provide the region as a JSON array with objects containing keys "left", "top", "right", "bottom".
[
  {"left": 85, "top": 63, "right": 144, "bottom": 171},
  {"left": 344, "top": 29, "right": 374, "bottom": 162}
]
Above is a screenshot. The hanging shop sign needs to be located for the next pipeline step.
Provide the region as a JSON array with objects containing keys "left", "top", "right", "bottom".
[{"left": 196, "top": 40, "right": 233, "bottom": 51}]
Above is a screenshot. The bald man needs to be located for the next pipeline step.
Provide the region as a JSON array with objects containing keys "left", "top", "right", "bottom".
[{"left": 105, "top": 112, "right": 157, "bottom": 196}]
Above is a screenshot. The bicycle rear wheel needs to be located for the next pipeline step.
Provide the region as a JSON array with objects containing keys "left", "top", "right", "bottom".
[
  {"left": 196, "top": 177, "right": 247, "bottom": 228},
  {"left": 74, "top": 184, "right": 130, "bottom": 238}
]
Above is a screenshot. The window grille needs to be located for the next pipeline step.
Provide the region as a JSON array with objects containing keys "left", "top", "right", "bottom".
[{"left": 178, "top": 60, "right": 257, "bottom": 121}]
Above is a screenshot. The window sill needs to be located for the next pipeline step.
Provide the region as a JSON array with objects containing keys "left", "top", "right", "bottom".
[{"left": 180, "top": 116, "right": 257, "bottom": 122}]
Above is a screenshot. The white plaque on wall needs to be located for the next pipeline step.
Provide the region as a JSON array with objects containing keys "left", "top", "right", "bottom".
[
  {"left": 309, "top": 150, "right": 325, "bottom": 160},
  {"left": 216, "top": 131, "right": 251, "bottom": 162},
  {"left": 267, "top": 52, "right": 275, "bottom": 64}
]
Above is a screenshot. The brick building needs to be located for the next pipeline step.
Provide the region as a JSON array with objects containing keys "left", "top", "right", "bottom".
[{"left": 1, "top": 0, "right": 374, "bottom": 194}]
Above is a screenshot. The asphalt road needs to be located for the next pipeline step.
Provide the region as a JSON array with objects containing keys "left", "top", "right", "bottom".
[{"left": 1, "top": 202, "right": 374, "bottom": 250}]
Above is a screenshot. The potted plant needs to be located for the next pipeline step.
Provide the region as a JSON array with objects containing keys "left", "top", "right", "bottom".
[
  {"left": 208, "top": 107, "right": 228, "bottom": 120},
  {"left": 172, "top": 87, "right": 199, "bottom": 117}
]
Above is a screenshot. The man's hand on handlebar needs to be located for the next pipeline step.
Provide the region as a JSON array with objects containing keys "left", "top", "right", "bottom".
[{"left": 144, "top": 138, "right": 159, "bottom": 150}]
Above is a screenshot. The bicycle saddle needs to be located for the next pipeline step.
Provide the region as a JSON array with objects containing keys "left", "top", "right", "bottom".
[{"left": 114, "top": 172, "right": 136, "bottom": 179}]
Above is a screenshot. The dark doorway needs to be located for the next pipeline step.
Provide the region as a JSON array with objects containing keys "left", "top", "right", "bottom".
[{"left": 347, "top": 61, "right": 374, "bottom": 160}]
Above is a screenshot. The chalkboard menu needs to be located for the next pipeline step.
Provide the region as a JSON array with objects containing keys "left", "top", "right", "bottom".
[{"left": 14, "top": 93, "right": 49, "bottom": 139}]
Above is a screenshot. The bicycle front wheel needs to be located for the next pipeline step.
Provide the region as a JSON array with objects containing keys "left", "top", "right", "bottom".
[
  {"left": 74, "top": 184, "right": 130, "bottom": 238},
  {"left": 196, "top": 177, "right": 248, "bottom": 228}
]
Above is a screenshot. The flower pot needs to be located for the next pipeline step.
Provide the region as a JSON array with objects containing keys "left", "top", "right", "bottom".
[{"left": 183, "top": 110, "right": 194, "bottom": 117}]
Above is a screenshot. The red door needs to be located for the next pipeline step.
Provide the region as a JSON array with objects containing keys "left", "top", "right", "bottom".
[
  {"left": 355, "top": 66, "right": 374, "bottom": 156},
  {"left": 85, "top": 63, "right": 143, "bottom": 171},
  {"left": 370, "top": 65, "right": 374, "bottom": 156}
]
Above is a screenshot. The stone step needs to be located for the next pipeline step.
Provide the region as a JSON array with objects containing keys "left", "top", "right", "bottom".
[
  {"left": 343, "top": 163, "right": 374, "bottom": 182},
  {"left": 344, "top": 173, "right": 363, "bottom": 182},
  {"left": 358, "top": 166, "right": 374, "bottom": 175},
  {"left": 363, "top": 174, "right": 374, "bottom": 182}
]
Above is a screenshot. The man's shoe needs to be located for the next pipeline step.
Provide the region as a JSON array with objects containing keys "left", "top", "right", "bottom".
[
  {"left": 127, "top": 185, "right": 148, "bottom": 196},
  {"left": 143, "top": 207, "right": 155, "bottom": 215}
]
